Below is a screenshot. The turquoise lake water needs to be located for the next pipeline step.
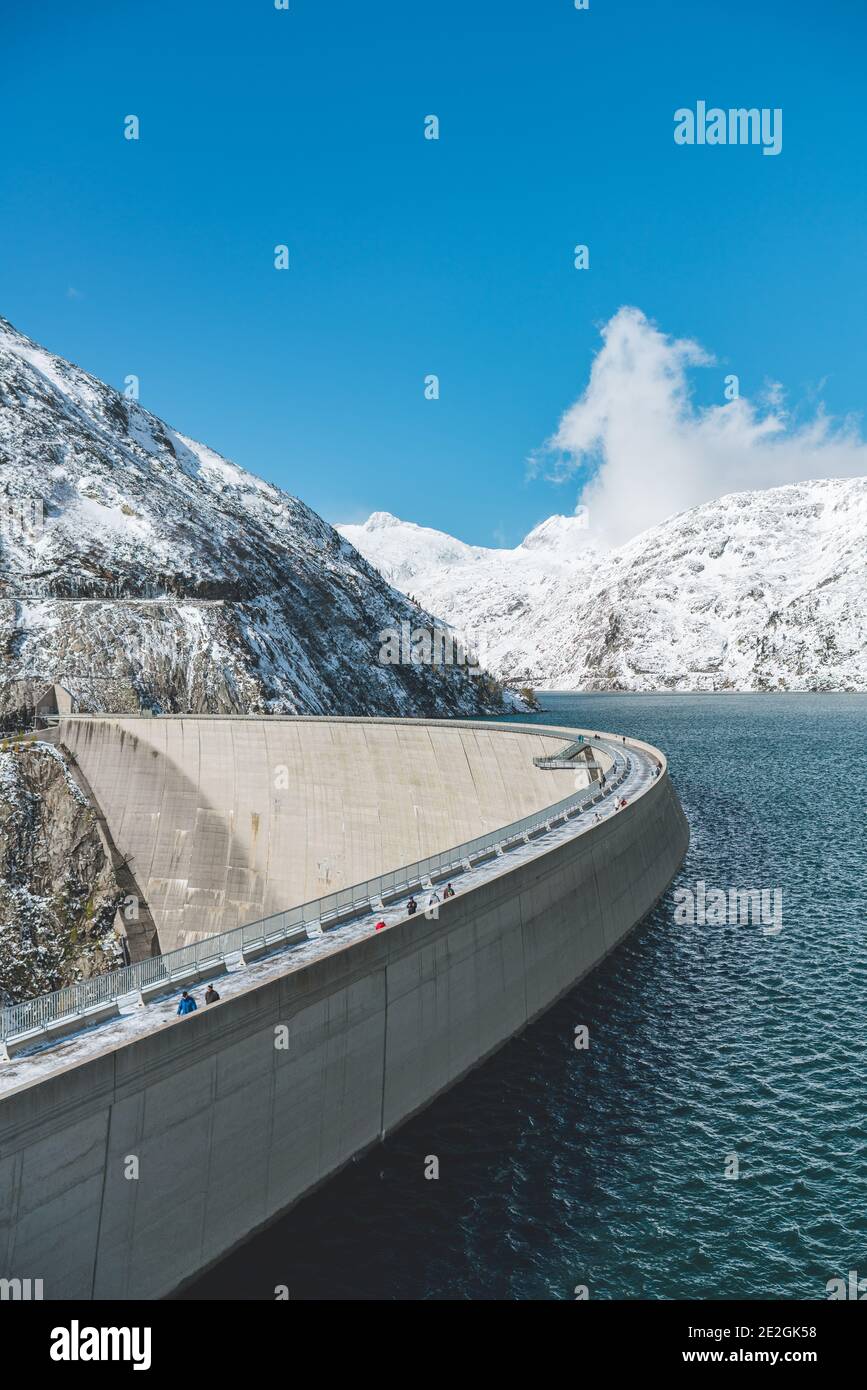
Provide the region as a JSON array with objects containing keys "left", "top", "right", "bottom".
[{"left": 184, "top": 694, "right": 867, "bottom": 1300}]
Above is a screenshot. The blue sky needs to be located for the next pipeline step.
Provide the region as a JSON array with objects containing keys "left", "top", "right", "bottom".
[{"left": 1, "top": 0, "right": 865, "bottom": 545}]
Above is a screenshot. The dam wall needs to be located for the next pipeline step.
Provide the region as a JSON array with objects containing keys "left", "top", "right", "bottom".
[
  {"left": 58, "top": 717, "right": 590, "bottom": 951},
  {"left": 0, "top": 764, "right": 688, "bottom": 1301}
]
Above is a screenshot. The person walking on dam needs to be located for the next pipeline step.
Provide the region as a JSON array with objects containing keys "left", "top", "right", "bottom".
[
  {"left": 177, "top": 991, "right": 197, "bottom": 1016},
  {"left": 443, "top": 883, "right": 455, "bottom": 899},
  {"left": 204, "top": 984, "right": 221, "bottom": 1005},
  {"left": 406, "top": 895, "right": 418, "bottom": 916}
]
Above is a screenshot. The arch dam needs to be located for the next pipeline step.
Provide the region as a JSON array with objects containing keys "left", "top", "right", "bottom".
[{"left": 0, "top": 716, "right": 689, "bottom": 1299}]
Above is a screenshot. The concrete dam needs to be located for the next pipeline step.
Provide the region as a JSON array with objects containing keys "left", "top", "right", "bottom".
[{"left": 0, "top": 716, "right": 689, "bottom": 1299}]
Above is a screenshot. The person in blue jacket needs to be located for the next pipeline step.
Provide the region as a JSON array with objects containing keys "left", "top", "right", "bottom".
[{"left": 177, "top": 990, "right": 197, "bottom": 1016}]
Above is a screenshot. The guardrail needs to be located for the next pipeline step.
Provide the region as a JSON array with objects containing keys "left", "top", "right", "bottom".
[{"left": 0, "top": 740, "right": 633, "bottom": 1047}]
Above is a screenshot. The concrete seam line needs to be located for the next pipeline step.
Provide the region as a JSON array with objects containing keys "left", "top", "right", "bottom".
[
  {"left": 6, "top": 1150, "right": 24, "bottom": 1269},
  {"left": 90, "top": 1069, "right": 114, "bottom": 1300},
  {"left": 264, "top": 1002, "right": 278, "bottom": 1230},
  {"left": 198, "top": 1048, "right": 219, "bottom": 1267},
  {"left": 518, "top": 867, "right": 529, "bottom": 1029},
  {"left": 379, "top": 956, "right": 389, "bottom": 1140}
]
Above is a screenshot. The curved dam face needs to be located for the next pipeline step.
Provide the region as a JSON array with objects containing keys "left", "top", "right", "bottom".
[
  {"left": 58, "top": 716, "right": 591, "bottom": 952},
  {"left": 0, "top": 717, "right": 688, "bottom": 1301}
]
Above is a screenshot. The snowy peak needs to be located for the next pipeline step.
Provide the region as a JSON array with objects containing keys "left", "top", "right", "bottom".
[
  {"left": 339, "top": 480, "right": 867, "bottom": 691},
  {"left": 338, "top": 513, "right": 494, "bottom": 588},
  {"left": 519, "top": 513, "right": 595, "bottom": 555}
]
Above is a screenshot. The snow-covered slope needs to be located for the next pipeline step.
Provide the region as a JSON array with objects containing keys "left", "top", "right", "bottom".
[
  {"left": 339, "top": 511, "right": 599, "bottom": 679},
  {"left": 0, "top": 316, "right": 506, "bottom": 719},
  {"left": 340, "top": 481, "right": 867, "bottom": 691}
]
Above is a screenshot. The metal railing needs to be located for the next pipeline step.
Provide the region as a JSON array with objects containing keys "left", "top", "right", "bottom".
[
  {"left": 0, "top": 740, "right": 633, "bottom": 1045},
  {"left": 533, "top": 736, "right": 595, "bottom": 769}
]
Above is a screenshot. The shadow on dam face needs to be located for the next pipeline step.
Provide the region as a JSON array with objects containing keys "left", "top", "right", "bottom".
[
  {"left": 59, "top": 716, "right": 262, "bottom": 950},
  {"left": 0, "top": 717, "right": 689, "bottom": 1301}
]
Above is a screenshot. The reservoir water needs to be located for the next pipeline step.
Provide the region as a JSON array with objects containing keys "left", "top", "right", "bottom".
[{"left": 183, "top": 694, "right": 867, "bottom": 1300}]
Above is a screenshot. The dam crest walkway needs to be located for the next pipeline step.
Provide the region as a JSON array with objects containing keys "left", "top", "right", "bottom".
[{"left": 0, "top": 724, "right": 659, "bottom": 1096}]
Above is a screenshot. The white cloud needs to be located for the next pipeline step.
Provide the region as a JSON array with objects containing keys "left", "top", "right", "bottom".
[{"left": 540, "top": 306, "right": 867, "bottom": 547}]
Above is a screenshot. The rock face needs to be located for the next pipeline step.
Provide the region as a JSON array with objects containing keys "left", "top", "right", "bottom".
[
  {"left": 340, "top": 479, "right": 867, "bottom": 691},
  {"left": 0, "top": 741, "right": 123, "bottom": 1003},
  {"left": 0, "top": 315, "right": 506, "bottom": 722}
]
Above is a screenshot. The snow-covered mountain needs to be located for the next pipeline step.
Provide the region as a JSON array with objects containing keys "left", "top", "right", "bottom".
[
  {"left": 339, "top": 481, "right": 867, "bottom": 691},
  {"left": 0, "top": 316, "right": 507, "bottom": 720}
]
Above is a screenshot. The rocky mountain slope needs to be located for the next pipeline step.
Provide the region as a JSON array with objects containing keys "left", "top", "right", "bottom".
[
  {"left": 339, "top": 480, "right": 867, "bottom": 691},
  {"left": 0, "top": 315, "right": 506, "bottom": 721},
  {"left": 0, "top": 740, "right": 124, "bottom": 1002}
]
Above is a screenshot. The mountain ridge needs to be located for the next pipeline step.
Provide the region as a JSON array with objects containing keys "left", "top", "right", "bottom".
[
  {"left": 0, "top": 315, "right": 507, "bottom": 720},
  {"left": 339, "top": 478, "right": 867, "bottom": 691}
]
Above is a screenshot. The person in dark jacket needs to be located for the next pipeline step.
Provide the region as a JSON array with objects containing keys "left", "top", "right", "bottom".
[
  {"left": 177, "top": 991, "right": 197, "bottom": 1016},
  {"left": 204, "top": 984, "right": 221, "bottom": 1005},
  {"left": 406, "top": 896, "right": 418, "bottom": 916}
]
